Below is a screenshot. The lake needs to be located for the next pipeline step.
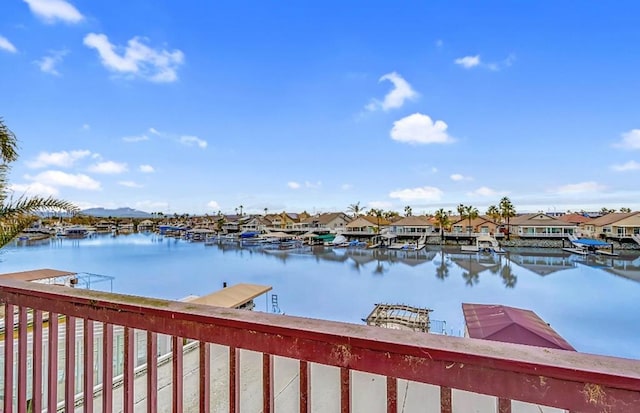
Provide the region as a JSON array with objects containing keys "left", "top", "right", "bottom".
[{"left": 1, "top": 233, "right": 639, "bottom": 360}]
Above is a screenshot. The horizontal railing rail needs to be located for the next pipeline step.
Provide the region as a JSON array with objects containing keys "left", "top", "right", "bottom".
[{"left": 1, "top": 278, "right": 639, "bottom": 412}]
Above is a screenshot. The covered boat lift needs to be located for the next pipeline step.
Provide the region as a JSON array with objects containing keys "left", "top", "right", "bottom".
[
  {"left": 364, "top": 303, "right": 432, "bottom": 332},
  {"left": 462, "top": 303, "right": 575, "bottom": 351}
]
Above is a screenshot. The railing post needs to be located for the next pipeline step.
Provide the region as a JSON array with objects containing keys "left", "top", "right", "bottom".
[
  {"left": 440, "top": 386, "right": 452, "bottom": 413},
  {"left": 147, "top": 332, "right": 158, "bottom": 413},
  {"left": 47, "top": 312, "right": 59, "bottom": 412},
  {"left": 262, "top": 353, "right": 273, "bottom": 413},
  {"left": 83, "top": 319, "right": 94, "bottom": 413},
  {"left": 386, "top": 377, "right": 397, "bottom": 413},
  {"left": 102, "top": 323, "right": 113, "bottom": 413},
  {"left": 172, "top": 336, "right": 183, "bottom": 413},
  {"left": 124, "top": 327, "right": 134, "bottom": 412},
  {"left": 340, "top": 367, "right": 350, "bottom": 413},
  {"left": 18, "top": 307, "right": 27, "bottom": 413},
  {"left": 65, "top": 316, "right": 76, "bottom": 412},
  {"left": 229, "top": 346, "right": 239, "bottom": 413},
  {"left": 32, "top": 310, "right": 43, "bottom": 413},
  {"left": 299, "top": 361, "right": 310, "bottom": 413},
  {"left": 199, "top": 341, "right": 210, "bottom": 413},
  {"left": 4, "top": 303, "right": 15, "bottom": 413}
]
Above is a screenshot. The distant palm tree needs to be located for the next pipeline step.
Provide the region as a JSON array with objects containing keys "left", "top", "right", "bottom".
[
  {"left": 239, "top": 205, "right": 244, "bottom": 216},
  {"left": 486, "top": 205, "right": 501, "bottom": 226},
  {"left": 404, "top": 205, "right": 412, "bottom": 217},
  {"left": 499, "top": 197, "right": 516, "bottom": 240},
  {"left": 369, "top": 208, "right": 383, "bottom": 234},
  {"left": 263, "top": 207, "right": 268, "bottom": 216},
  {"left": 0, "top": 118, "right": 78, "bottom": 247},
  {"left": 347, "top": 202, "right": 365, "bottom": 218},
  {"left": 456, "top": 203, "right": 465, "bottom": 218},
  {"left": 462, "top": 205, "right": 479, "bottom": 234},
  {"left": 434, "top": 208, "right": 450, "bottom": 243}
]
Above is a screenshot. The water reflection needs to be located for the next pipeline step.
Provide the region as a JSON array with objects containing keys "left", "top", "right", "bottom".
[{"left": 204, "top": 243, "right": 640, "bottom": 287}]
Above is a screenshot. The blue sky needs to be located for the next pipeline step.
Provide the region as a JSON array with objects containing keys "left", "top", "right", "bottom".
[{"left": 1, "top": 1, "right": 639, "bottom": 215}]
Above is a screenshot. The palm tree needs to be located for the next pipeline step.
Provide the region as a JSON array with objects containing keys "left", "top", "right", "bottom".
[
  {"left": 404, "top": 205, "right": 412, "bottom": 217},
  {"left": 347, "top": 202, "right": 365, "bottom": 218},
  {"left": 456, "top": 203, "right": 465, "bottom": 218},
  {"left": 239, "top": 205, "right": 244, "bottom": 216},
  {"left": 263, "top": 207, "right": 268, "bottom": 216},
  {"left": 486, "top": 205, "right": 501, "bottom": 225},
  {"left": 434, "top": 208, "right": 450, "bottom": 243},
  {"left": 499, "top": 197, "right": 516, "bottom": 240},
  {"left": 369, "top": 208, "right": 383, "bottom": 234},
  {"left": 462, "top": 205, "right": 479, "bottom": 234},
  {"left": 0, "top": 118, "right": 78, "bottom": 247}
]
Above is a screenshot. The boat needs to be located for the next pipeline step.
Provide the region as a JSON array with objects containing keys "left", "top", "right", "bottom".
[
  {"left": 564, "top": 235, "right": 618, "bottom": 256},
  {"left": 461, "top": 235, "right": 505, "bottom": 254}
]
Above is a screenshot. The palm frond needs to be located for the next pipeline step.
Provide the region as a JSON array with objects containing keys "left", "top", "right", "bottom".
[{"left": 0, "top": 118, "right": 18, "bottom": 163}]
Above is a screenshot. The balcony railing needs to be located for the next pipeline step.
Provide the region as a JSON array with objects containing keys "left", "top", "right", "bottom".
[{"left": 1, "top": 277, "right": 639, "bottom": 412}]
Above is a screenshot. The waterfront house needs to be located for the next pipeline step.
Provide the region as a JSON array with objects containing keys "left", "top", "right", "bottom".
[
  {"left": 581, "top": 211, "right": 640, "bottom": 241},
  {"left": 264, "top": 212, "right": 301, "bottom": 230},
  {"left": 450, "top": 216, "right": 500, "bottom": 235},
  {"left": 298, "top": 212, "right": 352, "bottom": 232},
  {"left": 136, "top": 219, "right": 154, "bottom": 232},
  {"left": 344, "top": 215, "right": 390, "bottom": 235},
  {"left": 389, "top": 216, "right": 433, "bottom": 237},
  {"left": 509, "top": 213, "right": 578, "bottom": 238},
  {"left": 239, "top": 216, "right": 270, "bottom": 233}
]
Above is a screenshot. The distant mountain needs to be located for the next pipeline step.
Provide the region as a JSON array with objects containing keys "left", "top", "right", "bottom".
[{"left": 81, "top": 207, "right": 152, "bottom": 218}]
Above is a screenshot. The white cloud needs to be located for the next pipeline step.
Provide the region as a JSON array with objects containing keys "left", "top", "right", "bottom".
[
  {"left": 341, "top": 184, "right": 353, "bottom": 191},
  {"left": 118, "top": 181, "right": 143, "bottom": 188},
  {"left": 0, "top": 35, "right": 17, "bottom": 53},
  {"left": 122, "top": 135, "right": 149, "bottom": 143},
  {"left": 368, "top": 201, "right": 393, "bottom": 209},
  {"left": 611, "top": 160, "right": 640, "bottom": 172},
  {"left": 455, "top": 54, "right": 516, "bottom": 71},
  {"left": 435, "top": 39, "right": 444, "bottom": 48},
  {"left": 88, "top": 161, "right": 128, "bottom": 174},
  {"left": 83, "top": 33, "right": 184, "bottom": 83},
  {"left": 25, "top": 170, "right": 101, "bottom": 190},
  {"left": 81, "top": 124, "right": 90, "bottom": 131},
  {"left": 366, "top": 72, "right": 418, "bottom": 111},
  {"left": 614, "top": 129, "right": 640, "bottom": 150},
  {"left": 149, "top": 127, "right": 162, "bottom": 135},
  {"left": 287, "top": 181, "right": 301, "bottom": 189},
  {"left": 207, "top": 201, "right": 220, "bottom": 209},
  {"left": 468, "top": 186, "right": 499, "bottom": 197},
  {"left": 9, "top": 182, "right": 59, "bottom": 197},
  {"left": 24, "top": 0, "right": 84, "bottom": 24},
  {"left": 450, "top": 173, "right": 472, "bottom": 181},
  {"left": 551, "top": 181, "right": 606, "bottom": 194},
  {"left": 454, "top": 55, "right": 480, "bottom": 69},
  {"left": 389, "top": 186, "right": 443, "bottom": 202},
  {"left": 34, "top": 49, "right": 68, "bottom": 76},
  {"left": 390, "top": 113, "right": 454, "bottom": 145},
  {"left": 139, "top": 164, "right": 155, "bottom": 173},
  {"left": 27, "top": 149, "right": 91, "bottom": 168},
  {"left": 179, "top": 135, "right": 207, "bottom": 148},
  {"left": 305, "top": 181, "right": 322, "bottom": 189}
]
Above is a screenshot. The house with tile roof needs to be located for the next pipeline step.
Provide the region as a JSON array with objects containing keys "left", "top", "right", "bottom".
[
  {"left": 582, "top": 212, "right": 640, "bottom": 241},
  {"left": 389, "top": 216, "right": 434, "bottom": 237},
  {"left": 509, "top": 213, "right": 578, "bottom": 238},
  {"left": 344, "top": 215, "right": 390, "bottom": 235},
  {"left": 450, "top": 216, "right": 501, "bottom": 236},
  {"left": 298, "top": 212, "right": 352, "bottom": 232}
]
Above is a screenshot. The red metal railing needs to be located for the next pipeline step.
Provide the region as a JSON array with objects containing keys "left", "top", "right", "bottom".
[{"left": 1, "top": 277, "right": 639, "bottom": 412}]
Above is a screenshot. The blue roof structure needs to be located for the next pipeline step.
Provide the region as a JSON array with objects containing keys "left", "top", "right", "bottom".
[{"left": 573, "top": 238, "right": 610, "bottom": 247}]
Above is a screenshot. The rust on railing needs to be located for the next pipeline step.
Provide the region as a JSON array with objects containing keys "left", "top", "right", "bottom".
[{"left": 1, "top": 278, "right": 639, "bottom": 412}]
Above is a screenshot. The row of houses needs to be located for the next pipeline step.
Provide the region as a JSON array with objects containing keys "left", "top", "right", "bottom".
[{"left": 150, "top": 210, "right": 640, "bottom": 242}]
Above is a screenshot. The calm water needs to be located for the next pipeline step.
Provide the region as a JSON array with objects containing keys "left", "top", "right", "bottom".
[{"left": 1, "top": 233, "right": 639, "bottom": 360}]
